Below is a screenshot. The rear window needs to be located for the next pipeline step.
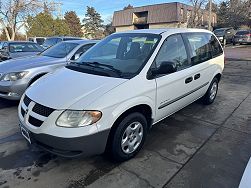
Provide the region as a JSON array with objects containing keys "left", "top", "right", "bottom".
[
  {"left": 63, "top": 38, "right": 81, "bottom": 41},
  {"left": 43, "top": 38, "right": 59, "bottom": 47},
  {"left": 36, "top": 38, "right": 45, "bottom": 45},
  {"left": 236, "top": 31, "right": 249, "bottom": 35},
  {"left": 9, "top": 43, "right": 43, "bottom": 53}
]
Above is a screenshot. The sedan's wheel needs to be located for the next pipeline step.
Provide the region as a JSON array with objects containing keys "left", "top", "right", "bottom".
[
  {"left": 110, "top": 112, "right": 147, "bottom": 161},
  {"left": 202, "top": 77, "right": 219, "bottom": 105}
]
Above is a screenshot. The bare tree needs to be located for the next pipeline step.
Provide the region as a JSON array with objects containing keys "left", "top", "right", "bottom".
[
  {"left": 187, "top": 0, "right": 207, "bottom": 28},
  {"left": 0, "top": 0, "right": 47, "bottom": 41}
]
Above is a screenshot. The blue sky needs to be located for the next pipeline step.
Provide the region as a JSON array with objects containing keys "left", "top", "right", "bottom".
[{"left": 59, "top": 0, "right": 187, "bottom": 23}]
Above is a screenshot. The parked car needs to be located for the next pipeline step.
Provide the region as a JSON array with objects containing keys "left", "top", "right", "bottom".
[
  {"left": 28, "top": 37, "right": 46, "bottom": 46},
  {"left": 0, "top": 40, "right": 97, "bottom": 100},
  {"left": 0, "top": 41, "right": 5, "bottom": 49},
  {"left": 42, "top": 36, "right": 82, "bottom": 49},
  {"left": 0, "top": 41, "right": 44, "bottom": 62},
  {"left": 233, "top": 30, "right": 251, "bottom": 45},
  {"left": 213, "top": 27, "right": 236, "bottom": 46},
  {"left": 18, "top": 29, "right": 224, "bottom": 161}
]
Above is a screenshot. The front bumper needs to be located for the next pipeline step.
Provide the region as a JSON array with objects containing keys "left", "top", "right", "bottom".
[
  {"left": 0, "top": 80, "right": 28, "bottom": 100},
  {"left": 26, "top": 129, "right": 110, "bottom": 157}
]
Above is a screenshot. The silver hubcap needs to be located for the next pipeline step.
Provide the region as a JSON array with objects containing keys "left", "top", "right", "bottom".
[
  {"left": 209, "top": 82, "right": 218, "bottom": 101},
  {"left": 121, "top": 122, "right": 143, "bottom": 154}
]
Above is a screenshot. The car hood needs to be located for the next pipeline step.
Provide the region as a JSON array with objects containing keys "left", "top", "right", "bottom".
[
  {"left": 26, "top": 67, "right": 128, "bottom": 110},
  {"left": 0, "top": 55, "right": 62, "bottom": 73}
]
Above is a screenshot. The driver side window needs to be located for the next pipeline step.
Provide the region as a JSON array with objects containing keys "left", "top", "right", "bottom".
[
  {"left": 155, "top": 34, "right": 189, "bottom": 71},
  {"left": 71, "top": 43, "right": 95, "bottom": 60}
]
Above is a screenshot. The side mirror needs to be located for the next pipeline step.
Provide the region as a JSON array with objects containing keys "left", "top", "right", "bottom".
[
  {"left": 150, "top": 61, "right": 177, "bottom": 77},
  {"left": 73, "top": 53, "right": 81, "bottom": 60}
]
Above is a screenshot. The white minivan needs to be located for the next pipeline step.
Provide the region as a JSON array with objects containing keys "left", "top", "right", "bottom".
[{"left": 18, "top": 29, "right": 224, "bottom": 161}]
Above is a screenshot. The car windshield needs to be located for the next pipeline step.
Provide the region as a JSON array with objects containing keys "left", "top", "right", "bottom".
[
  {"left": 69, "top": 33, "right": 161, "bottom": 79},
  {"left": 9, "top": 43, "right": 43, "bottom": 53},
  {"left": 214, "top": 29, "right": 225, "bottom": 36},
  {"left": 41, "top": 42, "right": 79, "bottom": 58}
]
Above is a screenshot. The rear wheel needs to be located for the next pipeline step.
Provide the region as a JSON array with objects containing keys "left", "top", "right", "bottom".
[
  {"left": 110, "top": 112, "right": 147, "bottom": 161},
  {"left": 202, "top": 78, "right": 219, "bottom": 105}
]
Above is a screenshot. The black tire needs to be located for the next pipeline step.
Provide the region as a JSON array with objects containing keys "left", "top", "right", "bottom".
[
  {"left": 110, "top": 112, "right": 147, "bottom": 162},
  {"left": 202, "top": 77, "right": 219, "bottom": 105},
  {"left": 233, "top": 42, "right": 236, "bottom": 46}
]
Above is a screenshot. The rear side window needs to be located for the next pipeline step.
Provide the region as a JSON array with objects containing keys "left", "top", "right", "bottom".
[
  {"left": 210, "top": 34, "right": 223, "bottom": 57},
  {"left": 236, "top": 31, "right": 249, "bottom": 35},
  {"left": 184, "top": 33, "right": 212, "bottom": 65}
]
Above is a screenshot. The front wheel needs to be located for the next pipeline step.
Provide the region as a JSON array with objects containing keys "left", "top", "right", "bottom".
[
  {"left": 202, "top": 78, "right": 219, "bottom": 105},
  {"left": 110, "top": 112, "right": 147, "bottom": 161}
]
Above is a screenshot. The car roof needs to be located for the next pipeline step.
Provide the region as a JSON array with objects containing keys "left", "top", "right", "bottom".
[
  {"left": 7, "top": 41, "right": 37, "bottom": 44},
  {"left": 63, "top": 39, "right": 99, "bottom": 45},
  {"left": 46, "top": 36, "right": 82, "bottom": 39},
  {"left": 115, "top": 28, "right": 212, "bottom": 35}
]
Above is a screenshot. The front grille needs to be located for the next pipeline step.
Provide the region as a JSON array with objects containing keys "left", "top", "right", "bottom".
[
  {"left": 21, "top": 94, "right": 55, "bottom": 128},
  {"left": 28, "top": 116, "right": 43, "bottom": 127},
  {"left": 21, "top": 108, "right": 25, "bottom": 117},
  {"left": 33, "top": 103, "right": 55, "bottom": 117},
  {"left": 23, "top": 95, "right": 32, "bottom": 106}
]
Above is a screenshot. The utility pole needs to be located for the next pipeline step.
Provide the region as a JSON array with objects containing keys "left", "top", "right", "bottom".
[{"left": 208, "top": 0, "right": 212, "bottom": 31}]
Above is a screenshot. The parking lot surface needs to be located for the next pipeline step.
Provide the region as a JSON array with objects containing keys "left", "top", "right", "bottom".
[{"left": 0, "top": 46, "right": 251, "bottom": 188}]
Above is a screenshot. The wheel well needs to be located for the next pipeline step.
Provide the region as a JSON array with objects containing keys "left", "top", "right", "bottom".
[
  {"left": 105, "top": 104, "right": 153, "bottom": 152},
  {"left": 214, "top": 73, "right": 222, "bottom": 82},
  {"left": 28, "top": 73, "right": 47, "bottom": 86}
]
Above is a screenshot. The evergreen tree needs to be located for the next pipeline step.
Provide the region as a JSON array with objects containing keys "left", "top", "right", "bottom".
[
  {"left": 82, "top": 6, "right": 104, "bottom": 39},
  {"left": 26, "top": 12, "right": 70, "bottom": 37},
  {"left": 64, "top": 11, "right": 83, "bottom": 37},
  {"left": 103, "top": 22, "right": 115, "bottom": 36}
]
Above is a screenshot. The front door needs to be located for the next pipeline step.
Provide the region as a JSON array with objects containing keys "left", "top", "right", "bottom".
[{"left": 154, "top": 34, "right": 198, "bottom": 121}]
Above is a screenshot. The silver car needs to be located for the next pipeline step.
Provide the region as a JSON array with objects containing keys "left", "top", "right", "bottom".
[{"left": 0, "top": 40, "right": 97, "bottom": 100}]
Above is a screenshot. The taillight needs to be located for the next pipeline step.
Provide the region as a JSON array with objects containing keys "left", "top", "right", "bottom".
[{"left": 246, "top": 34, "right": 251, "bottom": 37}]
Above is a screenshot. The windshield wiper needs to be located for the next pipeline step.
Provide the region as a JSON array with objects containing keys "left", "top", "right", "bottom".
[{"left": 83, "top": 61, "right": 122, "bottom": 76}]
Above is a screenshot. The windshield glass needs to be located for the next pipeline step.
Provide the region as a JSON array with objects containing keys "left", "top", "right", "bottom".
[
  {"left": 9, "top": 43, "right": 43, "bottom": 53},
  {"left": 214, "top": 29, "right": 225, "bottom": 36},
  {"left": 41, "top": 42, "right": 78, "bottom": 58},
  {"left": 71, "top": 33, "right": 161, "bottom": 78}
]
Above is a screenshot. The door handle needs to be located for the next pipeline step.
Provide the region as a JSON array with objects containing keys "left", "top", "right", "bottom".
[
  {"left": 194, "top": 73, "right": 200, "bottom": 80},
  {"left": 185, "top": 77, "right": 193, "bottom": 84}
]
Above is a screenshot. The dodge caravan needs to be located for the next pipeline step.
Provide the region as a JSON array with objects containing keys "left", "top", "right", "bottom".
[{"left": 18, "top": 29, "right": 224, "bottom": 161}]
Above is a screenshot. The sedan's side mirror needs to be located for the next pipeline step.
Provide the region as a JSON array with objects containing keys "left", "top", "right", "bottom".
[
  {"left": 151, "top": 61, "right": 177, "bottom": 76},
  {"left": 73, "top": 53, "right": 81, "bottom": 60}
]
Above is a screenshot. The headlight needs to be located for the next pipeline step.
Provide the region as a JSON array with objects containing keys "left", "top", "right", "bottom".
[
  {"left": 1, "top": 71, "right": 28, "bottom": 81},
  {"left": 218, "top": 36, "right": 223, "bottom": 40},
  {"left": 56, "top": 110, "right": 102, "bottom": 128}
]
